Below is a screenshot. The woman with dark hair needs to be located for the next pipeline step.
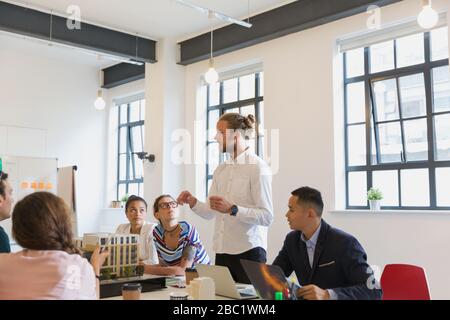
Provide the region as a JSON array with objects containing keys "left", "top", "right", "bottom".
[
  {"left": 0, "top": 192, "right": 108, "bottom": 300},
  {"left": 0, "top": 170, "right": 13, "bottom": 253},
  {"left": 115, "top": 195, "right": 158, "bottom": 264},
  {"left": 142, "top": 194, "right": 210, "bottom": 276}
]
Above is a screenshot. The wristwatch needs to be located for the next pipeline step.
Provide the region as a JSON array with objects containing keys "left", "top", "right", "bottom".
[{"left": 230, "top": 205, "right": 238, "bottom": 216}]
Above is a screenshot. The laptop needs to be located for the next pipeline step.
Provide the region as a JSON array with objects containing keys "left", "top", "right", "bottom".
[
  {"left": 240, "top": 259, "right": 292, "bottom": 300},
  {"left": 196, "top": 264, "right": 258, "bottom": 300}
]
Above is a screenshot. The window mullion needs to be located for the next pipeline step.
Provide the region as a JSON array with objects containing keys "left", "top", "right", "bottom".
[
  {"left": 364, "top": 47, "right": 372, "bottom": 198},
  {"left": 395, "top": 77, "right": 407, "bottom": 163},
  {"left": 424, "top": 31, "right": 437, "bottom": 208}
]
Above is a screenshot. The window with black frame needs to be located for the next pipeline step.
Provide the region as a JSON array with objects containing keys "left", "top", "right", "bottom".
[
  {"left": 205, "top": 72, "right": 264, "bottom": 196},
  {"left": 117, "top": 96, "right": 145, "bottom": 200},
  {"left": 344, "top": 26, "right": 450, "bottom": 210}
]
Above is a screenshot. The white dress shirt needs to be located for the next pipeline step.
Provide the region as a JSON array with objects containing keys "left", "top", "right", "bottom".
[
  {"left": 115, "top": 221, "right": 158, "bottom": 264},
  {"left": 192, "top": 149, "right": 273, "bottom": 255}
]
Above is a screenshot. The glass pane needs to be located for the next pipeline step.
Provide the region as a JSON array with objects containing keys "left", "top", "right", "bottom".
[
  {"left": 241, "top": 105, "right": 255, "bottom": 118},
  {"left": 138, "top": 183, "right": 144, "bottom": 198},
  {"left": 118, "top": 184, "right": 126, "bottom": 200},
  {"left": 348, "top": 171, "right": 367, "bottom": 206},
  {"left": 223, "top": 78, "right": 238, "bottom": 103},
  {"left": 134, "top": 154, "right": 143, "bottom": 179},
  {"left": 208, "top": 143, "right": 220, "bottom": 175},
  {"left": 435, "top": 114, "right": 450, "bottom": 161},
  {"left": 399, "top": 73, "right": 426, "bottom": 118},
  {"left": 370, "top": 40, "right": 395, "bottom": 73},
  {"left": 432, "top": 66, "right": 450, "bottom": 113},
  {"left": 403, "top": 118, "right": 428, "bottom": 161},
  {"left": 120, "top": 104, "right": 128, "bottom": 124},
  {"left": 373, "top": 79, "right": 399, "bottom": 121},
  {"left": 131, "top": 126, "right": 143, "bottom": 153},
  {"left": 119, "top": 128, "right": 127, "bottom": 153},
  {"left": 119, "top": 154, "right": 127, "bottom": 181},
  {"left": 346, "top": 82, "right": 366, "bottom": 124},
  {"left": 259, "top": 72, "right": 264, "bottom": 97},
  {"left": 372, "top": 170, "right": 399, "bottom": 206},
  {"left": 208, "top": 110, "right": 220, "bottom": 141},
  {"left": 140, "top": 99, "right": 146, "bottom": 121},
  {"left": 345, "top": 48, "right": 365, "bottom": 78},
  {"left": 378, "top": 122, "right": 402, "bottom": 163},
  {"left": 128, "top": 183, "right": 139, "bottom": 197},
  {"left": 400, "top": 169, "right": 429, "bottom": 206},
  {"left": 258, "top": 101, "right": 265, "bottom": 135},
  {"left": 396, "top": 33, "right": 425, "bottom": 68},
  {"left": 209, "top": 82, "right": 220, "bottom": 106},
  {"left": 239, "top": 74, "right": 255, "bottom": 100},
  {"left": 436, "top": 168, "right": 450, "bottom": 206},
  {"left": 431, "top": 27, "right": 449, "bottom": 61},
  {"left": 225, "top": 108, "right": 239, "bottom": 114},
  {"left": 128, "top": 155, "right": 135, "bottom": 181},
  {"left": 129, "top": 101, "right": 140, "bottom": 122},
  {"left": 347, "top": 124, "right": 366, "bottom": 166},
  {"left": 371, "top": 124, "right": 377, "bottom": 165}
]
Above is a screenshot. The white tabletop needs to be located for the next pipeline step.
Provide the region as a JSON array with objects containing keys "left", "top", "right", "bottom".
[{"left": 102, "top": 276, "right": 250, "bottom": 300}]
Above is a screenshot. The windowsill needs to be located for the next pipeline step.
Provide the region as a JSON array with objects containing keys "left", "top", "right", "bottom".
[
  {"left": 102, "top": 208, "right": 125, "bottom": 212},
  {"left": 330, "top": 209, "right": 450, "bottom": 216}
]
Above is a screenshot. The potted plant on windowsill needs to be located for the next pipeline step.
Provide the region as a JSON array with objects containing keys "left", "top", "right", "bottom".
[
  {"left": 120, "top": 194, "right": 130, "bottom": 208},
  {"left": 367, "top": 188, "right": 383, "bottom": 211}
]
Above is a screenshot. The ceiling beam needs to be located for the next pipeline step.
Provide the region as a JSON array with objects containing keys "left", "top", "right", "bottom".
[
  {"left": 0, "top": 1, "right": 156, "bottom": 63},
  {"left": 102, "top": 63, "right": 145, "bottom": 89},
  {"left": 178, "top": 0, "right": 403, "bottom": 65}
]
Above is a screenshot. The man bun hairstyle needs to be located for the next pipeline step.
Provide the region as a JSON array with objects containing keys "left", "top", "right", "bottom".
[{"left": 219, "top": 113, "right": 257, "bottom": 140}]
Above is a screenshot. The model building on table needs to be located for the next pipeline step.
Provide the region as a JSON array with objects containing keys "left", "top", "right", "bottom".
[{"left": 76, "top": 233, "right": 142, "bottom": 280}]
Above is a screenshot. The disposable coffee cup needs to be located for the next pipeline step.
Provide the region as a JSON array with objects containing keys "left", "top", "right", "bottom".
[{"left": 122, "top": 283, "right": 142, "bottom": 300}]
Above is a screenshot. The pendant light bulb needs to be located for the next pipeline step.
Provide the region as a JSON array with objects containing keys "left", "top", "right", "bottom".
[
  {"left": 418, "top": 0, "right": 439, "bottom": 29},
  {"left": 205, "top": 59, "right": 219, "bottom": 85},
  {"left": 95, "top": 89, "right": 106, "bottom": 110}
]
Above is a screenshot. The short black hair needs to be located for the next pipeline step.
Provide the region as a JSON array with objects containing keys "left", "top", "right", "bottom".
[
  {"left": 291, "top": 186, "right": 324, "bottom": 217},
  {"left": 125, "top": 195, "right": 147, "bottom": 211},
  {"left": 0, "top": 171, "right": 8, "bottom": 198}
]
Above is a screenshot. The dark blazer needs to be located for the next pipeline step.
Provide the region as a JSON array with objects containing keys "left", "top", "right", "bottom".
[{"left": 273, "top": 220, "right": 382, "bottom": 300}]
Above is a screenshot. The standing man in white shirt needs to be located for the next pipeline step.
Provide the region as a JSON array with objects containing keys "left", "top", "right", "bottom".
[{"left": 178, "top": 113, "right": 273, "bottom": 284}]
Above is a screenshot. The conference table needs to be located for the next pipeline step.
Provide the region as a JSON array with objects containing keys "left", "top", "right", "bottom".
[{"left": 101, "top": 276, "right": 235, "bottom": 300}]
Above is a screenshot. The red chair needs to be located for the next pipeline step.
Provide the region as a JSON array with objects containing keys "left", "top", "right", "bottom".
[{"left": 380, "top": 264, "right": 431, "bottom": 300}]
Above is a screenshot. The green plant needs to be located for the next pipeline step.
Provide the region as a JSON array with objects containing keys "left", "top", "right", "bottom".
[
  {"left": 367, "top": 188, "right": 383, "bottom": 201},
  {"left": 120, "top": 194, "right": 129, "bottom": 205}
]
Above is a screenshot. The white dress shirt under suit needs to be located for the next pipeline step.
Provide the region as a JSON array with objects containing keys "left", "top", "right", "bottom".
[{"left": 192, "top": 149, "right": 274, "bottom": 255}]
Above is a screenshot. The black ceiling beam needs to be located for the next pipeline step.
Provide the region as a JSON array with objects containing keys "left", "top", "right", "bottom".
[
  {"left": 0, "top": 1, "right": 156, "bottom": 63},
  {"left": 102, "top": 63, "right": 145, "bottom": 89},
  {"left": 178, "top": 0, "right": 402, "bottom": 65}
]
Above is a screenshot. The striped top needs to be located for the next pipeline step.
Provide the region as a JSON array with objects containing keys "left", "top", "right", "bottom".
[{"left": 153, "top": 221, "right": 210, "bottom": 267}]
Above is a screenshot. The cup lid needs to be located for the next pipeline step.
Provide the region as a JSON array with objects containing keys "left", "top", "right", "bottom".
[{"left": 122, "top": 283, "right": 142, "bottom": 291}]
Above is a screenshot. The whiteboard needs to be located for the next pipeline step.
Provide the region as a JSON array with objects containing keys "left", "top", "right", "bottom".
[{"left": 0, "top": 155, "right": 58, "bottom": 246}]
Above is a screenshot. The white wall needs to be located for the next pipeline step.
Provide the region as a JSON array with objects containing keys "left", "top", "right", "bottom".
[
  {"left": 0, "top": 34, "right": 108, "bottom": 237},
  {"left": 182, "top": 0, "right": 450, "bottom": 299}
]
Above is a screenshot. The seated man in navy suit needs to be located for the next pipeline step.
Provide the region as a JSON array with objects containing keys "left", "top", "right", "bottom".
[{"left": 273, "top": 186, "right": 382, "bottom": 300}]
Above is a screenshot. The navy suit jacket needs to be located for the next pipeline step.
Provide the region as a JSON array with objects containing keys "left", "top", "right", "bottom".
[{"left": 273, "top": 220, "right": 382, "bottom": 300}]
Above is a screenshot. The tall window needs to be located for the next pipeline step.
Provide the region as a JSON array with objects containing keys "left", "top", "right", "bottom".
[
  {"left": 205, "top": 72, "right": 264, "bottom": 195},
  {"left": 117, "top": 95, "right": 145, "bottom": 200},
  {"left": 344, "top": 26, "right": 450, "bottom": 210}
]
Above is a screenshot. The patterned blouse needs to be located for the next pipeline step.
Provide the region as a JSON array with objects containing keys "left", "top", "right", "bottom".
[{"left": 153, "top": 221, "right": 210, "bottom": 267}]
